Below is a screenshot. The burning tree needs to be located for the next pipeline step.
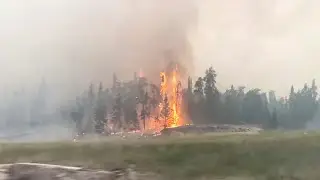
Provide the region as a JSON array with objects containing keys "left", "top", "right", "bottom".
[
  {"left": 160, "top": 93, "right": 172, "bottom": 128},
  {"left": 158, "top": 63, "right": 185, "bottom": 128}
]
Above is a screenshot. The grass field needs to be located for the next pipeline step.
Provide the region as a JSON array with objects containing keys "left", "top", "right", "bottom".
[{"left": 0, "top": 131, "right": 320, "bottom": 179}]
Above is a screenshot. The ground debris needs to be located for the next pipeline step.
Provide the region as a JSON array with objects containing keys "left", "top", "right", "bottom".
[
  {"left": 0, "top": 163, "right": 140, "bottom": 180},
  {"left": 160, "top": 124, "right": 263, "bottom": 135}
]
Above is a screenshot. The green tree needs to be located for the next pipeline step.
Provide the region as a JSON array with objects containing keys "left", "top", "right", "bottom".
[
  {"left": 191, "top": 77, "right": 206, "bottom": 123},
  {"left": 242, "top": 88, "right": 270, "bottom": 126},
  {"left": 223, "top": 85, "right": 242, "bottom": 124},
  {"left": 289, "top": 82, "right": 317, "bottom": 128},
  {"left": 203, "top": 66, "right": 220, "bottom": 123},
  {"left": 203, "top": 66, "right": 217, "bottom": 99},
  {"left": 194, "top": 77, "right": 204, "bottom": 96}
]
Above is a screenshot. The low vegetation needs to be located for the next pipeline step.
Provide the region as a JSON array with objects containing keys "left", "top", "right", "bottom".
[{"left": 1, "top": 131, "right": 320, "bottom": 179}]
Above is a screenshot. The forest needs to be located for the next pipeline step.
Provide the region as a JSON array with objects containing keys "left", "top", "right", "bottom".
[{"left": 62, "top": 65, "right": 319, "bottom": 135}]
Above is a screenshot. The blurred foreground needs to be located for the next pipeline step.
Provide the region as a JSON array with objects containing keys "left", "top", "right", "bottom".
[{"left": 0, "top": 131, "right": 319, "bottom": 179}]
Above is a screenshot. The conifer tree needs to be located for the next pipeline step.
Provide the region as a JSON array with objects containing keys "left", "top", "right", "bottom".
[
  {"left": 204, "top": 66, "right": 217, "bottom": 99},
  {"left": 94, "top": 82, "right": 107, "bottom": 134},
  {"left": 112, "top": 93, "right": 122, "bottom": 131},
  {"left": 203, "top": 66, "right": 220, "bottom": 123},
  {"left": 194, "top": 77, "right": 204, "bottom": 96},
  {"left": 160, "top": 93, "right": 171, "bottom": 128}
]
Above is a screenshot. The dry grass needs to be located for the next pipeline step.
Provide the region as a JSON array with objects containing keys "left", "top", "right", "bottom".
[{"left": 0, "top": 131, "right": 319, "bottom": 179}]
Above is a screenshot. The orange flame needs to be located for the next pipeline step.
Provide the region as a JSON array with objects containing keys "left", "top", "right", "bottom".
[
  {"left": 136, "top": 64, "right": 187, "bottom": 132},
  {"left": 159, "top": 65, "right": 183, "bottom": 128}
]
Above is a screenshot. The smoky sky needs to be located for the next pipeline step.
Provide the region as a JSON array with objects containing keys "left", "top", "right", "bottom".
[
  {"left": 195, "top": 0, "right": 320, "bottom": 96},
  {"left": 0, "top": 0, "right": 320, "bottom": 103}
]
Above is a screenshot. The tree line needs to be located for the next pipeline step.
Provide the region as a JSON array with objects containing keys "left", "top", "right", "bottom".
[
  {"left": 68, "top": 66, "right": 319, "bottom": 135},
  {"left": 187, "top": 67, "right": 318, "bottom": 129}
]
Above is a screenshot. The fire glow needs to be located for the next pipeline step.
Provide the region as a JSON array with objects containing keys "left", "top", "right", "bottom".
[
  {"left": 159, "top": 64, "right": 184, "bottom": 128},
  {"left": 139, "top": 64, "right": 186, "bottom": 132}
]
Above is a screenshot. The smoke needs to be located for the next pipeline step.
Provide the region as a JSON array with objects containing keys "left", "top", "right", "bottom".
[
  {"left": 2, "top": 0, "right": 320, "bottom": 102},
  {"left": 110, "top": 0, "right": 197, "bottom": 82},
  {"left": 0, "top": 0, "right": 198, "bottom": 103},
  {"left": 194, "top": 0, "right": 320, "bottom": 95},
  {"left": 2, "top": 0, "right": 320, "bottom": 140}
]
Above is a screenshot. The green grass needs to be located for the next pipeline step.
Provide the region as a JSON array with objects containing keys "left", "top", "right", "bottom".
[{"left": 1, "top": 131, "right": 320, "bottom": 179}]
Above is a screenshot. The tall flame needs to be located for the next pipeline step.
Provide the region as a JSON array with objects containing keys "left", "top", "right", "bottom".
[
  {"left": 136, "top": 64, "right": 186, "bottom": 132},
  {"left": 159, "top": 64, "right": 183, "bottom": 128}
]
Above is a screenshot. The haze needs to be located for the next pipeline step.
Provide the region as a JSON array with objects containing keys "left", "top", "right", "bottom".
[{"left": 1, "top": 0, "right": 320, "bottom": 103}]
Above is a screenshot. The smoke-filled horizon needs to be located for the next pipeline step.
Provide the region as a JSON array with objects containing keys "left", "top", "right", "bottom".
[{"left": 1, "top": 0, "right": 320, "bottom": 104}]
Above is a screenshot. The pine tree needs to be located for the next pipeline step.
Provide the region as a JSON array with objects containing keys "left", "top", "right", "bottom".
[
  {"left": 160, "top": 93, "right": 171, "bottom": 128},
  {"left": 94, "top": 82, "right": 107, "bottom": 134},
  {"left": 194, "top": 77, "right": 204, "bottom": 96},
  {"left": 203, "top": 66, "right": 217, "bottom": 99},
  {"left": 112, "top": 93, "right": 122, "bottom": 131},
  {"left": 289, "top": 81, "right": 319, "bottom": 128},
  {"left": 242, "top": 88, "right": 270, "bottom": 125},
  {"left": 223, "top": 85, "right": 241, "bottom": 124},
  {"left": 203, "top": 66, "right": 220, "bottom": 123}
]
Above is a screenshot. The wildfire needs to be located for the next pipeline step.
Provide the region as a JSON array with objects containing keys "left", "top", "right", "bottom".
[
  {"left": 159, "top": 64, "right": 183, "bottom": 128},
  {"left": 135, "top": 64, "right": 187, "bottom": 132}
]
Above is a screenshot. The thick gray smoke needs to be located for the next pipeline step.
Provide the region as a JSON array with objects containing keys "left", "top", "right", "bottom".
[
  {"left": 110, "top": 0, "right": 197, "bottom": 81},
  {"left": 0, "top": 0, "right": 198, "bottom": 104},
  {"left": 2, "top": 1, "right": 320, "bottom": 101},
  {"left": 195, "top": 0, "right": 320, "bottom": 95}
]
